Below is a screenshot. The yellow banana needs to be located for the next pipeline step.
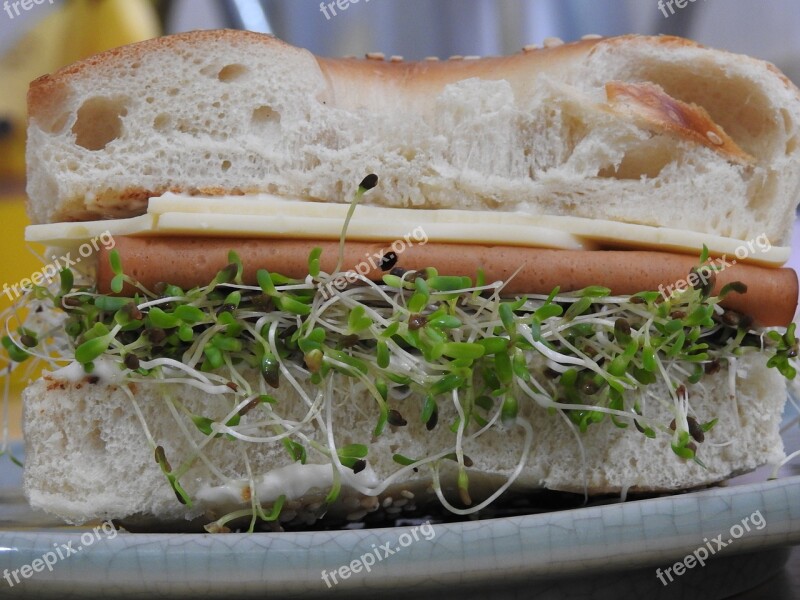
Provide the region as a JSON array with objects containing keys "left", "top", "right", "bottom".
[
  {"left": 60, "top": 0, "right": 161, "bottom": 66},
  {"left": 0, "top": 8, "right": 67, "bottom": 179},
  {"left": 0, "top": 0, "right": 160, "bottom": 179}
]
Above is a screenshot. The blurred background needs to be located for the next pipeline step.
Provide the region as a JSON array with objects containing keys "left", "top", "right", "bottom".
[{"left": 1, "top": 0, "right": 800, "bottom": 424}]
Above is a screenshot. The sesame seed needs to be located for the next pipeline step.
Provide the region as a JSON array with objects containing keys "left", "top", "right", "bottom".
[
  {"left": 448, "top": 55, "right": 464, "bottom": 61},
  {"left": 401, "top": 490, "right": 415, "bottom": 499},
  {"left": 464, "top": 55, "right": 481, "bottom": 60},
  {"left": 522, "top": 44, "right": 540, "bottom": 52},
  {"left": 366, "top": 52, "right": 385, "bottom": 61},
  {"left": 361, "top": 496, "right": 380, "bottom": 512},
  {"left": 581, "top": 34, "right": 603, "bottom": 40},
  {"left": 424, "top": 56, "right": 440, "bottom": 61},
  {"left": 707, "top": 131, "right": 724, "bottom": 145},
  {"left": 390, "top": 55, "right": 404, "bottom": 62},
  {"left": 382, "top": 497, "right": 393, "bottom": 508},
  {"left": 543, "top": 37, "right": 564, "bottom": 48}
]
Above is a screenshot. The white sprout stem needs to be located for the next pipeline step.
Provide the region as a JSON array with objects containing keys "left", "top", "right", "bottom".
[{"left": 431, "top": 415, "right": 533, "bottom": 516}]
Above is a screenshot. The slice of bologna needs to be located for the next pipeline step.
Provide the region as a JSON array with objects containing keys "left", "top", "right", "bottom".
[{"left": 97, "top": 236, "right": 798, "bottom": 327}]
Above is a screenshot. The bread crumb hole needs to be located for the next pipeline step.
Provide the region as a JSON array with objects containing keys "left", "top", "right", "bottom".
[
  {"left": 218, "top": 64, "right": 248, "bottom": 82},
  {"left": 251, "top": 106, "right": 281, "bottom": 136},
  {"left": 153, "top": 114, "right": 171, "bottom": 131},
  {"left": 72, "top": 97, "right": 128, "bottom": 151},
  {"left": 221, "top": 160, "right": 232, "bottom": 172}
]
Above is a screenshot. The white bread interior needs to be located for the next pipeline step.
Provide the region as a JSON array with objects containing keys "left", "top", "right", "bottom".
[
  {"left": 26, "top": 31, "right": 800, "bottom": 244},
  {"left": 23, "top": 353, "right": 785, "bottom": 526}
]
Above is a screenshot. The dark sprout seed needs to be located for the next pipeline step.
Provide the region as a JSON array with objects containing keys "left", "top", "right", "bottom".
[
  {"left": 722, "top": 311, "right": 742, "bottom": 327},
  {"left": 226, "top": 382, "right": 238, "bottom": 391},
  {"left": 124, "top": 354, "right": 140, "bottom": 370},
  {"left": 634, "top": 419, "right": 646, "bottom": 434},
  {"left": 238, "top": 397, "right": 260, "bottom": 416},
  {"left": 262, "top": 364, "right": 280, "bottom": 389},
  {"left": 629, "top": 296, "right": 645, "bottom": 304},
  {"left": 125, "top": 302, "right": 143, "bottom": 320},
  {"left": 20, "top": 335, "right": 36, "bottom": 348},
  {"left": 63, "top": 297, "right": 81, "bottom": 307},
  {"left": 340, "top": 334, "right": 360, "bottom": 348},
  {"left": 216, "top": 304, "right": 236, "bottom": 316},
  {"left": 704, "top": 359, "right": 721, "bottom": 375},
  {"left": 250, "top": 294, "right": 273, "bottom": 310},
  {"left": 388, "top": 410, "right": 407, "bottom": 427},
  {"left": 463, "top": 455, "right": 474, "bottom": 468},
  {"left": 686, "top": 442, "right": 697, "bottom": 454},
  {"left": 380, "top": 252, "right": 398, "bottom": 271},
  {"left": 676, "top": 385, "right": 687, "bottom": 398},
  {"left": 544, "top": 368, "right": 560, "bottom": 379},
  {"left": 390, "top": 266, "right": 407, "bottom": 278},
  {"left": 154, "top": 445, "right": 171, "bottom": 471},
  {"left": 426, "top": 408, "right": 438, "bottom": 431},
  {"left": 35, "top": 306, "right": 43, "bottom": 313},
  {"left": 669, "top": 419, "right": 676, "bottom": 431},
  {"left": 146, "top": 327, "right": 167, "bottom": 344},
  {"left": 670, "top": 311, "right": 687, "bottom": 319},
  {"left": 614, "top": 318, "right": 631, "bottom": 340},
  {"left": 87, "top": 375, "right": 100, "bottom": 384},
  {"left": 408, "top": 314, "right": 427, "bottom": 331},
  {"left": 581, "top": 379, "right": 600, "bottom": 395},
  {"left": 687, "top": 416, "right": 705, "bottom": 443},
  {"left": 359, "top": 174, "right": 379, "bottom": 190},
  {"left": 352, "top": 459, "right": 367, "bottom": 474},
  {"left": 153, "top": 282, "right": 167, "bottom": 295}
]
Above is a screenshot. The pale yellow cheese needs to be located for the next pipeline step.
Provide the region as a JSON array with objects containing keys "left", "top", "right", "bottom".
[{"left": 25, "top": 192, "right": 790, "bottom": 266}]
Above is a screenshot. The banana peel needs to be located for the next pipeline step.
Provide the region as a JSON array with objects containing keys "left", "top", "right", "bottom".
[{"left": 0, "top": 0, "right": 161, "bottom": 179}]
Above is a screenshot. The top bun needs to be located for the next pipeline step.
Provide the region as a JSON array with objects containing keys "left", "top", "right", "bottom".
[{"left": 26, "top": 31, "right": 800, "bottom": 243}]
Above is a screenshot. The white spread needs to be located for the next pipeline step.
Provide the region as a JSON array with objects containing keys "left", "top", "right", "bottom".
[
  {"left": 50, "top": 357, "right": 127, "bottom": 385},
  {"left": 196, "top": 462, "right": 379, "bottom": 509}
]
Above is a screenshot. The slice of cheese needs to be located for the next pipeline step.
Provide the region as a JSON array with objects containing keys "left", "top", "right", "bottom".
[{"left": 25, "top": 192, "right": 790, "bottom": 266}]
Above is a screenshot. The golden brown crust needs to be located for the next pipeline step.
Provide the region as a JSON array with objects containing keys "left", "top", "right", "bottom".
[{"left": 98, "top": 236, "right": 797, "bottom": 327}]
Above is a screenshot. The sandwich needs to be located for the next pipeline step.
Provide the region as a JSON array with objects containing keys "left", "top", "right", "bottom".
[{"left": 4, "top": 30, "right": 800, "bottom": 531}]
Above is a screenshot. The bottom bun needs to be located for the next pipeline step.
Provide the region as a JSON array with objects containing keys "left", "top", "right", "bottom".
[{"left": 23, "top": 353, "right": 785, "bottom": 528}]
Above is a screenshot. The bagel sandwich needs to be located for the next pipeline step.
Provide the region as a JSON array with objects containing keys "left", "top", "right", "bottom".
[{"left": 4, "top": 31, "right": 800, "bottom": 530}]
